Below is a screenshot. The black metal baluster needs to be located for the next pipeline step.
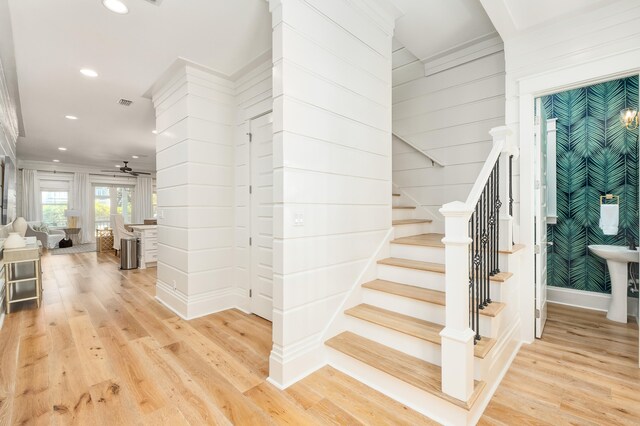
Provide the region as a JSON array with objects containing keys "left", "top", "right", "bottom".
[
  {"left": 474, "top": 201, "right": 481, "bottom": 342},
  {"left": 509, "top": 155, "right": 514, "bottom": 217}
]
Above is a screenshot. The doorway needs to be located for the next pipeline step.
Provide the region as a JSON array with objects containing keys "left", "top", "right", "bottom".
[
  {"left": 94, "top": 185, "right": 134, "bottom": 232},
  {"left": 249, "top": 112, "right": 274, "bottom": 321},
  {"left": 532, "top": 76, "right": 640, "bottom": 341}
]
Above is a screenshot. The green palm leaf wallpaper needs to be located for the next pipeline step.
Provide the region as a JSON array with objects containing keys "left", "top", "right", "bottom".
[{"left": 543, "top": 76, "right": 639, "bottom": 293}]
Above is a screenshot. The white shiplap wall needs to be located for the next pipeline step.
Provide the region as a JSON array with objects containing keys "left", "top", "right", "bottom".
[
  {"left": 234, "top": 60, "right": 273, "bottom": 313},
  {"left": 269, "top": 0, "right": 396, "bottom": 387},
  {"left": 152, "top": 64, "right": 236, "bottom": 319},
  {"left": 0, "top": 53, "right": 18, "bottom": 325},
  {"left": 392, "top": 44, "right": 505, "bottom": 228}
]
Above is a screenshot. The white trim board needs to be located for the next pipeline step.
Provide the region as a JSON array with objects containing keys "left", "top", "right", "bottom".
[{"left": 547, "top": 286, "right": 639, "bottom": 318}]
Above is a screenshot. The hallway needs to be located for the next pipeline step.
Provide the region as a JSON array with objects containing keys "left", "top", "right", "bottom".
[{"left": 1, "top": 251, "right": 639, "bottom": 424}]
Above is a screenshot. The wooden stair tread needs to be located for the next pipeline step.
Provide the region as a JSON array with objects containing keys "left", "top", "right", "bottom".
[
  {"left": 498, "top": 243, "right": 525, "bottom": 254},
  {"left": 362, "top": 279, "right": 505, "bottom": 319},
  {"left": 392, "top": 193, "right": 401, "bottom": 197},
  {"left": 392, "top": 234, "right": 524, "bottom": 257},
  {"left": 393, "top": 206, "right": 416, "bottom": 209},
  {"left": 392, "top": 219, "right": 432, "bottom": 225},
  {"left": 326, "top": 332, "right": 485, "bottom": 409},
  {"left": 345, "top": 303, "right": 495, "bottom": 358},
  {"left": 392, "top": 233, "right": 444, "bottom": 247},
  {"left": 346, "top": 304, "right": 442, "bottom": 345},
  {"left": 377, "top": 258, "right": 512, "bottom": 283}
]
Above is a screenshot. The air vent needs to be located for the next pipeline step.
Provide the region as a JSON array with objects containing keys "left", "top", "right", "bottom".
[{"left": 118, "top": 98, "right": 133, "bottom": 107}]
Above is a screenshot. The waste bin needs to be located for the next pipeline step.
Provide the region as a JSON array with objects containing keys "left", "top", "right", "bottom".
[{"left": 120, "top": 237, "right": 138, "bottom": 270}]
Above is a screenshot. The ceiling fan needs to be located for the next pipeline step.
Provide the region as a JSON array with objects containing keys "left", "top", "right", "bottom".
[{"left": 102, "top": 161, "right": 151, "bottom": 176}]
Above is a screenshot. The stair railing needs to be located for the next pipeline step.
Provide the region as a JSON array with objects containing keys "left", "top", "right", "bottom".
[
  {"left": 438, "top": 126, "right": 513, "bottom": 402},
  {"left": 392, "top": 133, "right": 445, "bottom": 167}
]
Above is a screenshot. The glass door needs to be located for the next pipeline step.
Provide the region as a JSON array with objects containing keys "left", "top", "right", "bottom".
[{"left": 94, "top": 186, "right": 134, "bottom": 232}]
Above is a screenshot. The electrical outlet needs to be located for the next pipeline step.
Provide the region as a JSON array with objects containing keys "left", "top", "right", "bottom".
[{"left": 294, "top": 212, "right": 304, "bottom": 226}]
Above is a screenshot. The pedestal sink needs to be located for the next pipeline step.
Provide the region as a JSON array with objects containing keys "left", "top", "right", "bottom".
[{"left": 588, "top": 245, "right": 640, "bottom": 323}]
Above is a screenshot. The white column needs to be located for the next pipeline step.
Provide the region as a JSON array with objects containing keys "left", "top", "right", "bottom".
[
  {"left": 439, "top": 201, "right": 474, "bottom": 402},
  {"left": 268, "top": 0, "right": 399, "bottom": 388},
  {"left": 151, "top": 62, "right": 236, "bottom": 319}
]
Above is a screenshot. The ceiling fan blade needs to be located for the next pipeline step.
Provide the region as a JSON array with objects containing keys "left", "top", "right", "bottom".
[{"left": 133, "top": 171, "right": 151, "bottom": 175}]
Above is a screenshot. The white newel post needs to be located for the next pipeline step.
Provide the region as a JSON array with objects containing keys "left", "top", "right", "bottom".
[
  {"left": 439, "top": 201, "right": 475, "bottom": 402},
  {"left": 492, "top": 126, "right": 515, "bottom": 253}
]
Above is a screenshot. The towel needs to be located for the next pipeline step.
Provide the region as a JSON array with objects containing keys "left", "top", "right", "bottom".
[{"left": 599, "top": 204, "right": 619, "bottom": 235}]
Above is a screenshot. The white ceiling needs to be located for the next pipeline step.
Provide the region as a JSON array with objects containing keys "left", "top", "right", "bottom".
[
  {"left": 391, "top": 0, "right": 497, "bottom": 62},
  {"left": 479, "top": 0, "right": 616, "bottom": 40},
  {"left": 8, "top": 0, "right": 271, "bottom": 171},
  {"left": 504, "top": 0, "right": 610, "bottom": 31}
]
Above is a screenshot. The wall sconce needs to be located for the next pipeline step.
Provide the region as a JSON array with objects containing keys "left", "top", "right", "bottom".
[{"left": 620, "top": 108, "right": 639, "bottom": 130}]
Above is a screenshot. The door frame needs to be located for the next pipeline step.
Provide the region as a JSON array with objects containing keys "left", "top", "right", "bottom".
[
  {"left": 248, "top": 110, "right": 273, "bottom": 320},
  {"left": 518, "top": 59, "right": 640, "bottom": 343}
]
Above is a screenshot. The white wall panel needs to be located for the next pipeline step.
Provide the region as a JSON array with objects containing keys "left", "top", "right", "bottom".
[
  {"left": 270, "top": 0, "right": 394, "bottom": 387},
  {"left": 392, "top": 48, "right": 505, "bottom": 225},
  {"left": 152, "top": 64, "right": 236, "bottom": 319}
]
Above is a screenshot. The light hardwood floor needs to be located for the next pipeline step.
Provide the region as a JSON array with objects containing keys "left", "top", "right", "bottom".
[
  {"left": 1, "top": 252, "right": 639, "bottom": 425},
  {"left": 480, "top": 302, "right": 640, "bottom": 425},
  {"left": 0, "top": 251, "right": 436, "bottom": 425}
]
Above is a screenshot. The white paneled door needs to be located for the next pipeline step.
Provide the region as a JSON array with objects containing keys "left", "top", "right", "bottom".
[
  {"left": 534, "top": 98, "right": 548, "bottom": 338},
  {"left": 250, "top": 112, "right": 273, "bottom": 321}
]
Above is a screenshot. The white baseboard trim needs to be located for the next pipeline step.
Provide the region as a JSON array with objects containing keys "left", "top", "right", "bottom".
[
  {"left": 268, "top": 340, "right": 325, "bottom": 389},
  {"left": 156, "top": 280, "right": 238, "bottom": 320},
  {"left": 0, "top": 312, "right": 4, "bottom": 331},
  {"left": 547, "top": 286, "right": 610, "bottom": 311}
]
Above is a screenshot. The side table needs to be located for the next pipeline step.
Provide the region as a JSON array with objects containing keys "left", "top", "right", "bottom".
[
  {"left": 62, "top": 228, "right": 81, "bottom": 245},
  {"left": 4, "top": 240, "right": 42, "bottom": 314}
]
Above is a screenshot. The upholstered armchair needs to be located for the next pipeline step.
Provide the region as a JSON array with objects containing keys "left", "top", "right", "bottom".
[{"left": 25, "top": 221, "right": 66, "bottom": 249}]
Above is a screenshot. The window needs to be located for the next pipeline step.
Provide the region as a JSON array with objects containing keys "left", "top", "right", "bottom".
[
  {"left": 41, "top": 191, "right": 69, "bottom": 227},
  {"left": 94, "top": 185, "right": 134, "bottom": 231}
]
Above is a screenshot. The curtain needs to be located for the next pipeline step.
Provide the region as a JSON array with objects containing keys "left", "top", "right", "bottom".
[
  {"left": 72, "top": 173, "right": 93, "bottom": 243},
  {"left": 134, "top": 176, "right": 153, "bottom": 223},
  {"left": 19, "top": 169, "right": 40, "bottom": 221}
]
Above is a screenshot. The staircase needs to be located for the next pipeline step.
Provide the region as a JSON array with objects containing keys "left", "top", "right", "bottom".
[{"left": 323, "top": 127, "right": 522, "bottom": 425}]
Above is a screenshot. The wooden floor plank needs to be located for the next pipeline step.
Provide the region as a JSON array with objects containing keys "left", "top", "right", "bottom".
[
  {"left": 481, "top": 303, "right": 640, "bottom": 424},
  {"left": 49, "top": 346, "right": 96, "bottom": 425},
  {"left": 68, "top": 315, "right": 115, "bottom": 387}
]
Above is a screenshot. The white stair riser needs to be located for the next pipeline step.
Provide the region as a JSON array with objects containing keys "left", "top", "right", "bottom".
[
  {"left": 390, "top": 243, "right": 444, "bottom": 263},
  {"left": 363, "top": 289, "right": 444, "bottom": 324},
  {"left": 392, "top": 196, "right": 403, "bottom": 207},
  {"left": 376, "top": 265, "right": 507, "bottom": 302},
  {"left": 362, "top": 288, "right": 501, "bottom": 338},
  {"left": 377, "top": 264, "right": 445, "bottom": 291},
  {"left": 392, "top": 208, "right": 415, "bottom": 221},
  {"left": 343, "top": 316, "right": 442, "bottom": 365},
  {"left": 393, "top": 222, "right": 432, "bottom": 238}
]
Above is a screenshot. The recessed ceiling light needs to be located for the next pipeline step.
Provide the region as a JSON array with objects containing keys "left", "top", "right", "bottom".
[
  {"left": 132, "top": 155, "right": 139, "bottom": 159},
  {"left": 115, "top": 165, "right": 121, "bottom": 168},
  {"left": 58, "top": 147, "right": 67, "bottom": 151},
  {"left": 80, "top": 68, "right": 98, "bottom": 78},
  {"left": 151, "top": 130, "right": 158, "bottom": 135},
  {"left": 53, "top": 159, "right": 60, "bottom": 163},
  {"left": 102, "top": 0, "right": 129, "bottom": 14},
  {"left": 65, "top": 115, "right": 78, "bottom": 120}
]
